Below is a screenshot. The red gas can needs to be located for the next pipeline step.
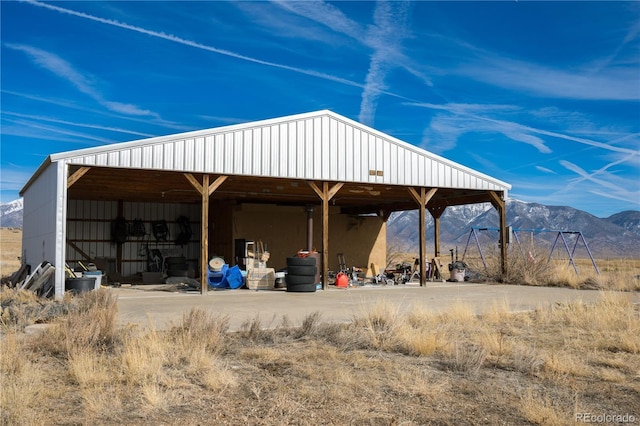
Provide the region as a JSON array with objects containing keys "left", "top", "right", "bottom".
[{"left": 335, "top": 272, "right": 349, "bottom": 288}]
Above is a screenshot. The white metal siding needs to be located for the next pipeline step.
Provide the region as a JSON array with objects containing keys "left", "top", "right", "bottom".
[
  {"left": 330, "top": 119, "right": 339, "bottom": 179},
  {"left": 309, "top": 117, "right": 318, "bottom": 178},
  {"left": 21, "top": 161, "right": 68, "bottom": 298},
  {"left": 301, "top": 120, "right": 311, "bottom": 179},
  {"left": 319, "top": 116, "right": 329, "bottom": 179},
  {"left": 22, "top": 163, "right": 58, "bottom": 268},
  {"left": 353, "top": 130, "right": 362, "bottom": 182},
  {"left": 57, "top": 110, "right": 509, "bottom": 192}
]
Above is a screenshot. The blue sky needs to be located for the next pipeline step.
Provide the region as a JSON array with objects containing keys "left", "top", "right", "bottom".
[{"left": 1, "top": 1, "right": 639, "bottom": 218}]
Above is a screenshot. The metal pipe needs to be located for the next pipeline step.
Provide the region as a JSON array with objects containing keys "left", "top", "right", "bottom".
[{"left": 306, "top": 205, "right": 314, "bottom": 251}]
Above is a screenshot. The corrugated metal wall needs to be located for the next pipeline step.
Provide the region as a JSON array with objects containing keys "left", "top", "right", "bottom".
[
  {"left": 62, "top": 112, "right": 507, "bottom": 191},
  {"left": 21, "top": 163, "right": 59, "bottom": 269},
  {"left": 66, "top": 200, "right": 200, "bottom": 277}
]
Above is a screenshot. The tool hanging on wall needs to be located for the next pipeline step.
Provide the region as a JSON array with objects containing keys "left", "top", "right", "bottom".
[
  {"left": 111, "top": 216, "right": 129, "bottom": 243},
  {"left": 130, "top": 218, "right": 146, "bottom": 238},
  {"left": 151, "top": 220, "right": 169, "bottom": 241},
  {"left": 175, "top": 216, "right": 192, "bottom": 246}
]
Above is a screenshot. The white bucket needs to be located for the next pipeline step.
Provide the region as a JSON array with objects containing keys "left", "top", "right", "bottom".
[
  {"left": 450, "top": 269, "right": 465, "bottom": 282},
  {"left": 83, "top": 271, "right": 103, "bottom": 289}
]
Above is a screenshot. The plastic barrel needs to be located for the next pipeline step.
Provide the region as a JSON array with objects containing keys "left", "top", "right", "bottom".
[{"left": 65, "top": 277, "right": 96, "bottom": 294}]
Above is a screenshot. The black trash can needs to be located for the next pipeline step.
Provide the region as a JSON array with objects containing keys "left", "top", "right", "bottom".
[{"left": 65, "top": 277, "right": 96, "bottom": 294}]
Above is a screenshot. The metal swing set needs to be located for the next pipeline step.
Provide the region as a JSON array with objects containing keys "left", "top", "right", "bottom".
[{"left": 462, "top": 227, "right": 600, "bottom": 276}]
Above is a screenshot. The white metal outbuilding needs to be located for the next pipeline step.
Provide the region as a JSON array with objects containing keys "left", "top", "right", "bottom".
[
  {"left": 20, "top": 110, "right": 511, "bottom": 297},
  {"left": 46, "top": 110, "right": 508, "bottom": 190}
]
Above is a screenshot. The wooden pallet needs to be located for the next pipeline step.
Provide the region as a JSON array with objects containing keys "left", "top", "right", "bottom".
[
  {"left": 430, "top": 257, "right": 446, "bottom": 282},
  {"left": 20, "top": 261, "right": 56, "bottom": 296}
]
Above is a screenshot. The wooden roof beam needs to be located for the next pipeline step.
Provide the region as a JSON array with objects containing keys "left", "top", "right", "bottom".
[{"left": 67, "top": 166, "right": 90, "bottom": 189}]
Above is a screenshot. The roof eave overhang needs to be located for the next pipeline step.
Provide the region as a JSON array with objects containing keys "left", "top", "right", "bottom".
[{"left": 19, "top": 156, "right": 53, "bottom": 196}]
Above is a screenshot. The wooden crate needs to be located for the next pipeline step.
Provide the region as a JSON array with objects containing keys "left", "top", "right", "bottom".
[{"left": 246, "top": 268, "right": 275, "bottom": 290}]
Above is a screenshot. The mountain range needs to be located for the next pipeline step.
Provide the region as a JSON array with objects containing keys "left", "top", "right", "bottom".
[
  {"left": 387, "top": 199, "right": 640, "bottom": 259},
  {"left": 1, "top": 198, "right": 639, "bottom": 258},
  {"left": 0, "top": 198, "right": 23, "bottom": 228}
]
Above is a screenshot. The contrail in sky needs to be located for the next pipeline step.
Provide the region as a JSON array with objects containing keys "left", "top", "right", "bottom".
[
  {"left": 5, "top": 42, "right": 157, "bottom": 117},
  {"left": 409, "top": 102, "right": 639, "bottom": 156},
  {"left": 2, "top": 111, "right": 156, "bottom": 138},
  {"left": 25, "top": 0, "right": 374, "bottom": 94},
  {"left": 25, "top": 0, "right": 636, "bottom": 163},
  {"left": 359, "top": 1, "right": 412, "bottom": 126}
]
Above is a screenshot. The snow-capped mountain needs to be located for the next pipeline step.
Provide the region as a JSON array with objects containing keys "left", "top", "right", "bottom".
[
  {"left": 0, "top": 198, "right": 23, "bottom": 228},
  {"left": 605, "top": 210, "right": 640, "bottom": 235},
  {"left": 388, "top": 199, "right": 640, "bottom": 258}
]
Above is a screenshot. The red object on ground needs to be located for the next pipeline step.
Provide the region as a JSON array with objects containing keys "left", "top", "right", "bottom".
[{"left": 335, "top": 272, "right": 349, "bottom": 288}]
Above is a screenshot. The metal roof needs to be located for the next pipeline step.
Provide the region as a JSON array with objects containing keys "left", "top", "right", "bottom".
[{"left": 22, "top": 110, "right": 510, "bottom": 195}]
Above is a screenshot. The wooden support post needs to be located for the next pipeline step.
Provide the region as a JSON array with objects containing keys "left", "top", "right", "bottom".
[
  {"left": 407, "top": 187, "right": 437, "bottom": 286},
  {"left": 200, "top": 175, "right": 209, "bottom": 294},
  {"left": 418, "top": 195, "right": 426, "bottom": 286},
  {"left": 434, "top": 218, "right": 441, "bottom": 259},
  {"left": 184, "top": 173, "right": 228, "bottom": 295},
  {"left": 321, "top": 183, "right": 329, "bottom": 290},
  {"left": 307, "top": 181, "right": 343, "bottom": 290},
  {"left": 428, "top": 206, "right": 445, "bottom": 259},
  {"left": 425, "top": 205, "right": 446, "bottom": 281},
  {"left": 488, "top": 191, "right": 508, "bottom": 279}
]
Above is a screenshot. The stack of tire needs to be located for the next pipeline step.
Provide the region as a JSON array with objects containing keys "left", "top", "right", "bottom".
[{"left": 285, "top": 256, "right": 317, "bottom": 292}]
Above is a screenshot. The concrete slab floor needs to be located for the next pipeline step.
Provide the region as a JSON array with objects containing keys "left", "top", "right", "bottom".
[{"left": 113, "top": 283, "right": 640, "bottom": 332}]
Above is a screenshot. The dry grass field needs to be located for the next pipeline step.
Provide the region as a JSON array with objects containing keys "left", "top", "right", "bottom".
[
  {"left": 0, "top": 228, "right": 22, "bottom": 279},
  {"left": 1, "top": 289, "right": 639, "bottom": 425},
  {"left": 2, "top": 228, "right": 639, "bottom": 424}
]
